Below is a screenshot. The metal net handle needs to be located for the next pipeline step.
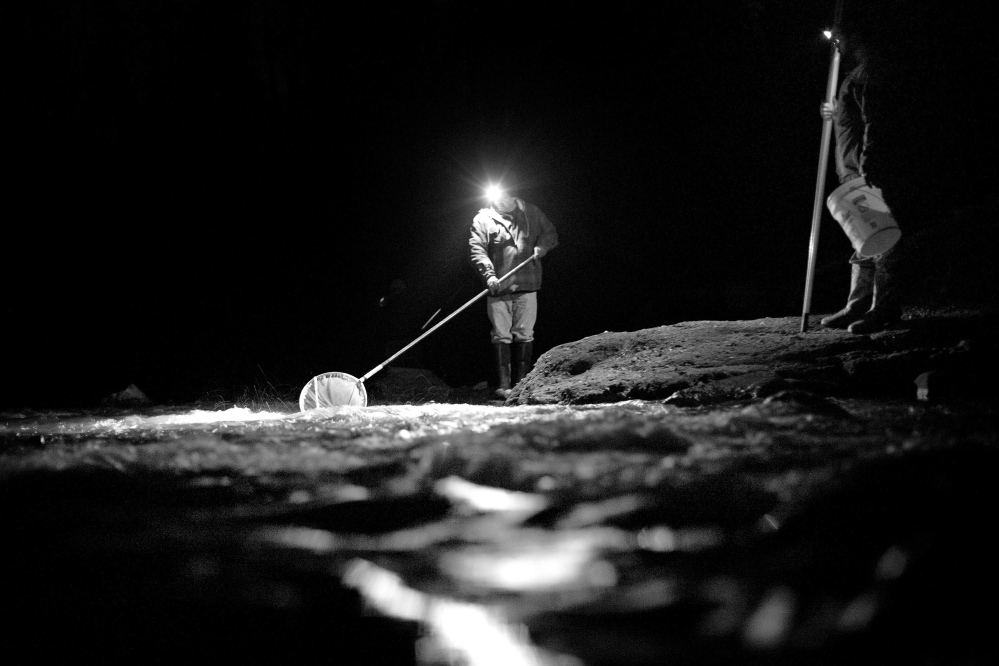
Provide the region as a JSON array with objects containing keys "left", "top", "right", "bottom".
[{"left": 360, "top": 254, "right": 537, "bottom": 382}]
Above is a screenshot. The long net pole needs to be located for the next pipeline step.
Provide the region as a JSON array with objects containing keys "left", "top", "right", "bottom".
[
  {"left": 359, "top": 254, "right": 537, "bottom": 383},
  {"left": 800, "top": 28, "right": 843, "bottom": 333}
]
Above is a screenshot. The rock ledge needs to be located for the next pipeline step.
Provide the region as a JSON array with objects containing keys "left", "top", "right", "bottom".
[{"left": 511, "top": 311, "right": 994, "bottom": 406}]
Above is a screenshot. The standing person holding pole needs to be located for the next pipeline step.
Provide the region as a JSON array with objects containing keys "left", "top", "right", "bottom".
[
  {"left": 800, "top": 19, "right": 842, "bottom": 334},
  {"left": 469, "top": 184, "right": 558, "bottom": 399},
  {"left": 817, "top": 23, "right": 903, "bottom": 334}
]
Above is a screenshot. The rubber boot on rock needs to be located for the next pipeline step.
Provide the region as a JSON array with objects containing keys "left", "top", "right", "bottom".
[
  {"left": 511, "top": 340, "right": 534, "bottom": 386},
  {"left": 493, "top": 343, "right": 512, "bottom": 399},
  {"left": 848, "top": 257, "right": 902, "bottom": 335},
  {"left": 821, "top": 259, "right": 874, "bottom": 329}
]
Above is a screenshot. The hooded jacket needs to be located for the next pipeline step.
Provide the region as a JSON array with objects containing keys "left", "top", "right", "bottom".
[{"left": 469, "top": 198, "right": 558, "bottom": 296}]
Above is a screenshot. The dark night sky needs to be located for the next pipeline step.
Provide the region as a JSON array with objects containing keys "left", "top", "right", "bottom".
[{"left": 3, "top": 0, "right": 995, "bottom": 407}]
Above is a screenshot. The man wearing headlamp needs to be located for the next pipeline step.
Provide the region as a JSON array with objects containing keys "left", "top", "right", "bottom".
[{"left": 469, "top": 185, "right": 559, "bottom": 399}]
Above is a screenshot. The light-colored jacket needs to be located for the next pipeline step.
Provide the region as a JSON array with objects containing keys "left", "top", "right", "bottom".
[{"left": 469, "top": 198, "right": 558, "bottom": 295}]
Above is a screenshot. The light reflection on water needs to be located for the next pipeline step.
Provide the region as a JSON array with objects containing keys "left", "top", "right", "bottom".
[
  {"left": 344, "top": 557, "right": 581, "bottom": 666},
  {"left": 1, "top": 407, "right": 296, "bottom": 435},
  {"left": 1, "top": 398, "right": 956, "bottom": 662},
  {"left": 1, "top": 400, "right": 670, "bottom": 437}
]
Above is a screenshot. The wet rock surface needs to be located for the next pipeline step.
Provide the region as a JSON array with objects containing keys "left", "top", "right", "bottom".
[{"left": 3, "top": 384, "right": 997, "bottom": 664}]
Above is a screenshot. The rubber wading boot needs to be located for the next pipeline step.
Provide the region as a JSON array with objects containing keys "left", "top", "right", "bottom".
[
  {"left": 493, "top": 343, "right": 512, "bottom": 399},
  {"left": 820, "top": 260, "right": 875, "bottom": 329},
  {"left": 848, "top": 259, "right": 902, "bottom": 335},
  {"left": 512, "top": 340, "right": 534, "bottom": 386}
]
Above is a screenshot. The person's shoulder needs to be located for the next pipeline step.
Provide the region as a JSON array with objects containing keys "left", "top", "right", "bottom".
[{"left": 473, "top": 208, "right": 499, "bottom": 225}]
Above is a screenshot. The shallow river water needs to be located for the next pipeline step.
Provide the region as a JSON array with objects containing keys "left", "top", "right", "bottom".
[{"left": 2, "top": 398, "right": 996, "bottom": 664}]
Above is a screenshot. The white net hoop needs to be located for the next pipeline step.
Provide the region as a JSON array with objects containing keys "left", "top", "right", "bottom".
[{"left": 299, "top": 372, "right": 368, "bottom": 411}]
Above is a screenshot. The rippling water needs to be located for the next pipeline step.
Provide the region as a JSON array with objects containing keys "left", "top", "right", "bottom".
[{"left": 2, "top": 400, "right": 997, "bottom": 664}]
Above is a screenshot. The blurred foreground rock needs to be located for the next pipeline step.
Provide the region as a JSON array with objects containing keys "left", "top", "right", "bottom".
[{"left": 3, "top": 397, "right": 997, "bottom": 664}]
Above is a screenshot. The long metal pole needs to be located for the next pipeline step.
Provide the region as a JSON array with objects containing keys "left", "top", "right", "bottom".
[
  {"left": 359, "top": 254, "right": 537, "bottom": 382},
  {"left": 800, "top": 39, "right": 842, "bottom": 333}
]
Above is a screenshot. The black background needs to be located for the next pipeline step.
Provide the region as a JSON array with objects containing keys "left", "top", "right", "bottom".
[{"left": 3, "top": 0, "right": 994, "bottom": 407}]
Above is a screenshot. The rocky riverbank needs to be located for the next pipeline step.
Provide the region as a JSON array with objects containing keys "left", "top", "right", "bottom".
[{"left": 511, "top": 309, "right": 997, "bottom": 407}]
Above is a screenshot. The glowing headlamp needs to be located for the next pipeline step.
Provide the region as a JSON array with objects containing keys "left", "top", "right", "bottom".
[{"left": 485, "top": 185, "right": 504, "bottom": 203}]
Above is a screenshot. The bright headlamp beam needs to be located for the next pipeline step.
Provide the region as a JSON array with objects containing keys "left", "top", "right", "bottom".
[
  {"left": 485, "top": 185, "right": 503, "bottom": 202},
  {"left": 823, "top": 29, "right": 833, "bottom": 40}
]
